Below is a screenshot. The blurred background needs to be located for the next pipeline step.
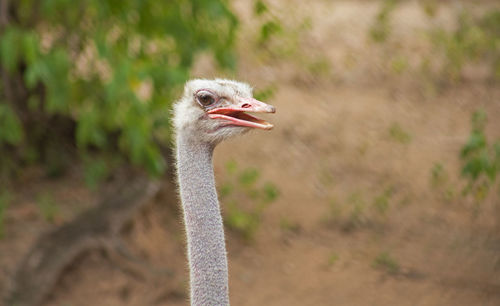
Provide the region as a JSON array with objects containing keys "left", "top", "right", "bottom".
[{"left": 1, "top": 0, "right": 500, "bottom": 305}]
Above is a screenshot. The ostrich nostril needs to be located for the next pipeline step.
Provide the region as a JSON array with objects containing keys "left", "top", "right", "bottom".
[{"left": 241, "top": 103, "right": 251, "bottom": 108}]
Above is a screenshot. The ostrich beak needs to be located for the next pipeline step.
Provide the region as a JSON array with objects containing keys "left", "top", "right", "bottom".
[{"left": 207, "top": 97, "right": 276, "bottom": 130}]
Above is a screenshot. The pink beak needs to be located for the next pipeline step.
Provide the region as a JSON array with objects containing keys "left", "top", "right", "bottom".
[{"left": 207, "top": 97, "right": 276, "bottom": 130}]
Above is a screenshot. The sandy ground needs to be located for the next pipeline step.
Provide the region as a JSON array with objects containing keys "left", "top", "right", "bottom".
[{"left": 1, "top": 1, "right": 500, "bottom": 305}]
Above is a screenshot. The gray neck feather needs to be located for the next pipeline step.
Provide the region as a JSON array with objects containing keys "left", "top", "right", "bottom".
[{"left": 175, "top": 131, "right": 230, "bottom": 306}]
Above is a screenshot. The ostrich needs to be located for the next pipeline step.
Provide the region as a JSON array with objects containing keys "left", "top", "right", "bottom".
[{"left": 173, "top": 79, "right": 275, "bottom": 305}]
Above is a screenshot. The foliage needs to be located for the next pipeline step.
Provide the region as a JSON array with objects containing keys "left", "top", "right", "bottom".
[
  {"left": 373, "top": 187, "right": 394, "bottom": 215},
  {"left": 429, "top": 110, "right": 499, "bottom": 209},
  {"left": 460, "top": 110, "right": 500, "bottom": 203},
  {"left": 390, "top": 55, "right": 409, "bottom": 75},
  {"left": 326, "top": 186, "right": 396, "bottom": 231},
  {"left": 83, "top": 155, "right": 112, "bottom": 190},
  {"left": 37, "top": 193, "right": 60, "bottom": 224},
  {"left": 369, "top": 0, "right": 400, "bottom": 43},
  {"left": 220, "top": 160, "right": 280, "bottom": 241},
  {"left": 430, "top": 162, "right": 448, "bottom": 188},
  {"left": 253, "top": 85, "right": 276, "bottom": 102},
  {"left": 345, "top": 192, "right": 367, "bottom": 228},
  {"left": 373, "top": 251, "right": 400, "bottom": 274},
  {"left": 328, "top": 193, "right": 360, "bottom": 230},
  {"left": 0, "top": 0, "right": 239, "bottom": 180},
  {"left": 429, "top": 9, "right": 500, "bottom": 82},
  {"left": 0, "top": 104, "right": 23, "bottom": 145},
  {"left": 0, "top": 192, "right": 10, "bottom": 239},
  {"left": 420, "top": 0, "right": 438, "bottom": 19},
  {"left": 370, "top": 3, "right": 500, "bottom": 85},
  {"left": 253, "top": 0, "right": 283, "bottom": 45},
  {"left": 388, "top": 123, "right": 412, "bottom": 144},
  {"left": 327, "top": 253, "right": 339, "bottom": 267},
  {"left": 429, "top": 162, "right": 456, "bottom": 202},
  {"left": 251, "top": 0, "right": 317, "bottom": 70}
]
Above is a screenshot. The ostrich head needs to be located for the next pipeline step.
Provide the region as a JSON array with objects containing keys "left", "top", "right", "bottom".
[{"left": 173, "top": 79, "right": 275, "bottom": 144}]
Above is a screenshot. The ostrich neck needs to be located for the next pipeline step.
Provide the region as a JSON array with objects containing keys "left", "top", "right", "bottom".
[{"left": 175, "top": 131, "right": 229, "bottom": 306}]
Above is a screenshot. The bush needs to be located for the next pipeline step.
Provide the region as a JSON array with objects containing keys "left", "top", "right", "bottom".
[
  {"left": 429, "top": 9, "right": 500, "bottom": 82},
  {"left": 460, "top": 110, "right": 500, "bottom": 203},
  {"left": 0, "top": 0, "right": 238, "bottom": 180}
]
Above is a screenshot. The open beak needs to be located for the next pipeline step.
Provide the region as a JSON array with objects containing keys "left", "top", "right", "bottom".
[{"left": 207, "top": 97, "right": 276, "bottom": 130}]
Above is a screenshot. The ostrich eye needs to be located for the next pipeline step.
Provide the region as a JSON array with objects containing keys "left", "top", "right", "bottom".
[{"left": 196, "top": 91, "right": 217, "bottom": 107}]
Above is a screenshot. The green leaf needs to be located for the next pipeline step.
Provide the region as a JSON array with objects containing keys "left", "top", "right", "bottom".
[
  {"left": 262, "top": 182, "right": 279, "bottom": 203},
  {"left": 83, "top": 157, "right": 109, "bottom": 190},
  {"left": 254, "top": 0, "right": 268, "bottom": 16},
  {"left": 462, "top": 158, "right": 483, "bottom": 180},
  {"left": 143, "top": 145, "right": 166, "bottom": 176},
  {"left": 253, "top": 86, "right": 275, "bottom": 101},
  {"left": 0, "top": 27, "right": 21, "bottom": 72},
  {"left": 219, "top": 183, "right": 234, "bottom": 199},
  {"left": 44, "top": 49, "right": 71, "bottom": 113},
  {"left": 461, "top": 131, "right": 486, "bottom": 158},
  {"left": 22, "top": 31, "right": 40, "bottom": 64},
  {"left": 76, "top": 109, "right": 106, "bottom": 148},
  {"left": 259, "top": 20, "right": 282, "bottom": 43},
  {"left": 472, "top": 109, "right": 487, "bottom": 132},
  {"left": 239, "top": 168, "right": 260, "bottom": 187},
  {"left": 225, "top": 160, "right": 238, "bottom": 174},
  {"left": 0, "top": 104, "right": 23, "bottom": 145}
]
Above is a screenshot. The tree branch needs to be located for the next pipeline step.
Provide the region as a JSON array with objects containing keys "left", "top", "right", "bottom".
[
  {"left": 0, "top": 0, "right": 9, "bottom": 29},
  {"left": 5, "top": 176, "right": 163, "bottom": 306}
]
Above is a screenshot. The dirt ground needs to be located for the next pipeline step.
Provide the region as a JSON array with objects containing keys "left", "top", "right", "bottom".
[{"left": 1, "top": 1, "right": 500, "bottom": 305}]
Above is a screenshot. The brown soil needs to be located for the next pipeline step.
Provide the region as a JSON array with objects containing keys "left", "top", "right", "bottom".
[{"left": 2, "top": 1, "right": 500, "bottom": 306}]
